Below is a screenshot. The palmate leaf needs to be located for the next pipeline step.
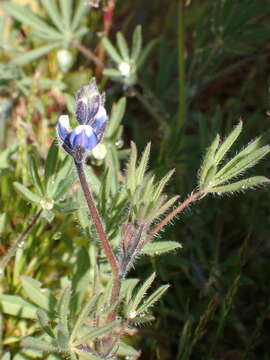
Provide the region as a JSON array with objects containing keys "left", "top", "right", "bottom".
[
  {"left": 1, "top": 2, "right": 60, "bottom": 38},
  {"left": 59, "top": 0, "right": 72, "bottom": 29},
  {"left": 213, "top": 145, "right": 270, "bottom": 186},
  {"left": 40, "top": 0, "right": 64, "bottom": 33},
  {"left": 71, "top": 0, "right": 87, "bottom": 32},
  {"left": 199, "top": 122, "right": 270, "bottom": 193}
]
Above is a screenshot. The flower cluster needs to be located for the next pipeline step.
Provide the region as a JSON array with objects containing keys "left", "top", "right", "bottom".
[{"left": 56, "top": 78, "right": 108, "bottom": 163}]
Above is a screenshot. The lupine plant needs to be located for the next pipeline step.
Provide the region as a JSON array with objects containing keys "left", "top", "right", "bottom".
[
  {"left": 1, "top": 1, "right": 270, "bottom": 359},
  {"left": 1, "top": 76, "right": 269, "bottom": 359}
]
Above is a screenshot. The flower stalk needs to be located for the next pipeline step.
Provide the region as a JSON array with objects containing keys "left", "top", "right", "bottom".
[{"left": 75, "top": 161, "right": 120, "bottom": 320}]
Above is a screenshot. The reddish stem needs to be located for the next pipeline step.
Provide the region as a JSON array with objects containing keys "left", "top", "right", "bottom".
[
  {"left": 146, "top": 191, "right": 202, "bottom": 243},
  {"left": 95, "top": 0, "right": 117, "bottom": 79},
  {"left": 75, "top": 161, "right": 120, "bottom": 320}
]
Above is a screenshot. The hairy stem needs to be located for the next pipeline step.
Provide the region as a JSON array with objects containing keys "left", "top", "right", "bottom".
[
  {"left": 146, "top": 191, "right": 202, "bottom": 242},
  {"left": 75, "top": 161, "right": 120, "bottom": 320},
  {"left": 0, "top": 210, "right": 42, "bottom": 273}
]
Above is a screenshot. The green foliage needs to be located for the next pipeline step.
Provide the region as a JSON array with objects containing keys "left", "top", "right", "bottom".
[
  {"left": 103, "top": 25, "right": 157, "bottom": 86},
  {"left": 1, "top": 0, "right": 270, "bottom": 359},
  {"left": 198, "top": 121, "right": 270, "bottom": 193}
]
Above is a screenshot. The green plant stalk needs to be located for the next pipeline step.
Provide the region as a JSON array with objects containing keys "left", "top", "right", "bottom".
[
  {"left": 74, "top": 161, "right": 120, "bottom": 321},
  {"left": 177, "top": 0, "right": 186, "bottom": 132},
  {"left": 0, "top": 210, "right": 42, "bottom": 274}
]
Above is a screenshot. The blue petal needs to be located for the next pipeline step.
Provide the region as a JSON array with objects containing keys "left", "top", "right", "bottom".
[
  {"left": 92, "top": 108, "right": 108, "bottom": 141},
  {"left": 69, "top": 128, "right": 99, "bottom": 150},
  {"left": 57, "top": 118, "right": 70, "bottom": 141}
]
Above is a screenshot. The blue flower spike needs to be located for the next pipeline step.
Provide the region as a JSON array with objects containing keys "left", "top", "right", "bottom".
[{"left": 56, "top": 78, "right": 108, "bottom": 163}]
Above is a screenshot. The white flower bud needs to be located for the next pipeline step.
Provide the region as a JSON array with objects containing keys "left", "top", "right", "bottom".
[
  {"left": 91, "top": 143, "right": 107, "bottom": 160},
  {"left": 118, "top": 62, "right": 131, "bottom": 76}
]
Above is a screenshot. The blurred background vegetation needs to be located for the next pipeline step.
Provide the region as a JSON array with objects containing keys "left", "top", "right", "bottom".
[{"left": 1, "top": 0, "right": 270, "bottom": 359}]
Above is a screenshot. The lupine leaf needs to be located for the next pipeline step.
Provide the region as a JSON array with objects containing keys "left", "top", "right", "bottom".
[
  {"left": 71, "top": 0, "right": 86, "bottom": 31},
  {"left": 21, "top": 337, "right": 59, "bottom": 353},
  {"left": 201, "top": 165, "right": 217, "bottom": 190},
  {"left": 72, "top": 320, "right": 120, "bottom": 346},
  {"left": 59, "top": 0, "right": 72, "bottom": 28},
  {"left": 131, "top": 25, "right": 142, "bottom": 63},
  {"left": 214, "top": 138, "right": 270, "bottom": 180},
  {"left": 136, "top": 284, "right": 170, "bottom": 315},
  {"left": 52, "top": 157, "right": 74, "bottom": 200},
  {"left": 0, "top": 294, "right": 37, "bottom": 319},
  {"left": 146, "top": 195, "right": 179, "bottom": 223},
  {"left": 57, "top": 326, "right": 69, "bottom": 351},
  {"left": 103, "top": 68, "right": 122, "bottom": 78},
  {"left": 117, "top": 341, "right": 140, "bottom": 357},
  {"left": 40, "top": 0, "right": 64, "bottom": 33},
  {"left": 13, "top": 43, "right": 59, "bottom": 65},
  {"left": 1, "top": 2, "right": 60, "bottom": 37},
  {"left": 199, "top": 134, "right": 220, "bottom": 185},
  {"left": 70, "top": 295, "right": 99, "bottom": 343},
  {"left": 116, "top": 32, "right": 130, "bottom": 61},
  {"left": 37, "top": 309, "right": 54, "bottom": 337},
  {"left": 106, "top": 97, "right": 126, "bottom": 139},
  {"left": 136, "top": 143, "right": 151, "bottom": 185},
  {"left": 13, "top": 182, "right": 42, "bottom": 204},
  {"left": 214, "top": 120, "right": 243, "bottom": 165},
  {"left": 142, "top": 241, "right": 182, "bottom": 256},
  {"left": 21, "top": 276, "right": 56, "bottom": 312},
  {"left": 102, "top": 38, "right": 123, "bottom": 64},
  {"left": 126, "top": 272, "right": 156, "bottom": 316},
  {"left": 73, "top": 349, "right": 102, "bottom": 360},
  {"left": 29, "top": 155, "right": 44, "bottom": 196},
  {"left": 137, "top": 39, "right": 158, "bottom": 69},
  {"left": 58, "top": 287, "right": 71, "bottom": 335},
  {"left": 126, "top": 141, "right": 138, "bottom": 194},
  {"left": 45, "top": 141, "right": 59, "bottom": 191},
  {"left": 152, "top": 169, "right": 175, "bottom": 202},
  {"left": 206, "top": 176, "right": 269, "bottom": 194},
  {"left": 214, "top": 145, "right": 270, "bottom": 184}
]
